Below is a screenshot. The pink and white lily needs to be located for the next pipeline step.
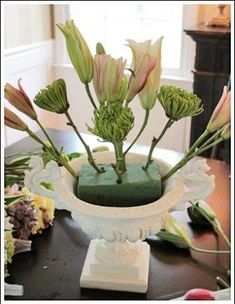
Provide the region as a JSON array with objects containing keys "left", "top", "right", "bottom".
[
  {"left": 127, "top": 37, "right": 163, "bottom": 110},
  {"left": 207, "top": 86, "right": 231, "bottom": 132},
  {"left": 4, "top": 107, "right": 28, "bottom": 131},
  {"left": 93, "top": 54, "right": 127, "bottom": 103},
  {"left": 4, "top": 79, "right": 37, "bottom": 120}
]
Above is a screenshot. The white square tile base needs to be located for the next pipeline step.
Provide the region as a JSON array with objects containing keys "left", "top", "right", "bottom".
[{"left": 80, "top": 239, "right": 150, "bottom": 293}]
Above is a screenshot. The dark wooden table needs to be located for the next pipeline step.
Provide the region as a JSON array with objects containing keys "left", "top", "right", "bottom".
[{"left": 5, "top": 129, "right": 231, "bottom": 300}]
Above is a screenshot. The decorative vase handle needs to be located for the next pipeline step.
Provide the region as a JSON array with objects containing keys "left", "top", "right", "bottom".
[
  {"left": 24, "top": 156, "right": 69, "bottom": 210},
  {"left": 164, "top": 159, "right": 215, "bottom": 211}
]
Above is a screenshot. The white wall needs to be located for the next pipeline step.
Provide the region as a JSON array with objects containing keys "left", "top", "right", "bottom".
[
  {"left": 4, "top": 4, "right": 52, "bottom": 49},
  {"left": 4, "top": 41, "right": 54, "bottom": 146},
  {"left": 3, "top": 3, "right": 54, "bottom": 147}
]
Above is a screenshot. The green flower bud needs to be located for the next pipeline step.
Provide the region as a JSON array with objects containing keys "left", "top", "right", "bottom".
[
  {"left": 187, "top": 200, "right": 216, "bottom": 226},
  {"left": 34, "top": 79, "right": 69, "bottom": 114},
  {"left": 158, "top": 85, "right": 203, "bottom": 121},
  {"left": 158, "top": 214, "right": 192, "bottom": 248},
  {"left": 157, "top": 230, "right": 190, "bottom": 249},
  {"left": 96, "top": 42, "right": 106, "bottom": 55},
  {"left": 57, "top": 20, "right": 93, "bottom": 84},
  {"left": 220, "top": 123, "right": 230, "bottom": 140},
  {"left": 88, "top": 103, "right": 134, "bottom": 143}
]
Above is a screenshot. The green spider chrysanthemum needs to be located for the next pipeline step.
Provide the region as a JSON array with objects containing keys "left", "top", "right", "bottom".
[
  {"left": 89, "top": 103, "right": 134, "bottom": 143},
  {"left": 34, "top": 79, "right": 69, "bottom": 114},
  {"left": 158, "top": 85, "right": 203, "bottom": 121}
]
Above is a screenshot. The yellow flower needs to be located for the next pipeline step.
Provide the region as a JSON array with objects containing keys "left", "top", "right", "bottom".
[{"left": 22, "top": 188, "right": 55, "bottom": 234}]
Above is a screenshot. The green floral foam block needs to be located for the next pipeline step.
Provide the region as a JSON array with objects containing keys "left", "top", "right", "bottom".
[{"left": 77, "top": 162, "right": 161, "bottom": 207}]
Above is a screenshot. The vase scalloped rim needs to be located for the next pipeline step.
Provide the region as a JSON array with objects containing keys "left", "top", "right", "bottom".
[{"left": 51, "top": 151, "right": 185, "bottom": 219}]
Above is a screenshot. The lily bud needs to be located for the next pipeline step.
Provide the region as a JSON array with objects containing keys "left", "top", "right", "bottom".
[
  {"left": 158, "top": 85, "right": 203, "bottom": 121},
  {"left": 96, "top": 42, "right": 106, "bottom": 55},
  {"left": 34, "top": 79, "right": 69, "bottom": 114},
  {"left": 4, "top": 79, "right": 37, "bottom": 120},
  {"left": 4, "top": 107, "right": 28, "bottom": 131},
  {"left": 187, "top": 200, "right": 216, "bottom": 226},
  {"left": 157, "top": 214, "right": 191, "bottom": 248},
  {"left": 136, "top": 37, "right": 163, "bottom": 110},
  {"left": 207, "top": 86, "right": 231, "bottom": 133},
  {"left": 88, "top": 103, "right": 134, "bottom": 143},
  {"left": 57, "top": 20, "right": 93, "bottom": 84},
  {"left": 221, "top": 123, "right": 231, "bottom": 140},
  {"left": 126, "top": 51, "right": 156, "bottom": 103},
  {"left": 93, "top": 54, "right": 127, "bottom": 103}
]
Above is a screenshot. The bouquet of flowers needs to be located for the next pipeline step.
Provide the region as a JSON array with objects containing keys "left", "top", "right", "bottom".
[{"left": 4, "top": 20, "right": 231, "bottom": 207}]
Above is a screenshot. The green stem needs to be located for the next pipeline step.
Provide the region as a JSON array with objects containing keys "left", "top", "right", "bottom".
[
  {"left": 189, "top": 201, "right": 230, "bottom": 247},
  {"left": 114, "top": 142, "right": 126, "bottom": 174},
  {"left": 124, "top": 109, "right": 149, "bottom": 155},
  {"left": 161, "top": 131, "right": 221, "bottom": 183},
  {"left": 26, "top": 129, "right": 77, "bottom": 178},
  {"left": 190, "top": 245, "right": 230, "bottom": 254},
  {"left": 188, "top": 129, "right": 210, "bottom": 154},
  {"left": 65, "top": 111, "right": 104, "bottom": 173},
  {"left": 35, "top": 118, "right": 72, "bottom": 171},
  {"left": 198, "top": 129, "right": 222, "bottom": 150},
  {"left": 193, "top": 138, "right": 224, "bottom": 156},
  {"left": 214, "top": 219, "right": 231, "bottom": 247},
  {"left": 35, "top": 119, "right": 60, "bottom": 154},
  {"left": 217, "top": 276, "right": 230, "bottom": 288},
  {"left": 85, "top": 82, "right": 97, "bottom": 110},
  {"left": 144, "top": 118, "right": 174, "bottom": 170}
]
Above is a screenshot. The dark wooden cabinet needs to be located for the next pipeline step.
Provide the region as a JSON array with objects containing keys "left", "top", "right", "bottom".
[{"left": 184, "top": 24, "right": 230, "bottom": 162}]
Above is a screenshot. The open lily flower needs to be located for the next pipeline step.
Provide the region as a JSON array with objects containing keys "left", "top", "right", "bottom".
[
  {"left": 4, "top": 79, "right": 37, "bottom": 120},
  {"left": 126, "top": 40, "right": 156, "bottom": 103},
  {"left": 129, "top": 37, "right": 163, "bottom": 110},
  {"left": 207, "top": 86, "right": 231, "bottom": 133}
]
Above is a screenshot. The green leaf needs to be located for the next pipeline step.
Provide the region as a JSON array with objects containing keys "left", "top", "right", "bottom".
[
  {"left": 8, "top": 156, "right": 30, "bottom": 166},
  {"left": 4, "top": 175, "right": 24, "bottom": 187},
  {"left": 67, "top": 152, "right": 81, "bottom": 160},
  {"left": 156, "top": 230, "right": 190, "bottom": 249},
  {"left": 4, "top": 195, "right": 27, "bottom": 207}
]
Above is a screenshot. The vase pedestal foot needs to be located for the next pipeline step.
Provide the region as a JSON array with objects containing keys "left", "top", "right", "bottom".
[{"left": 80, "top": 239, "right": 150, "bottom": 293}]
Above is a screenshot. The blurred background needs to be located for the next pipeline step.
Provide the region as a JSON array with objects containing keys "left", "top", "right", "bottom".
[{"left": 3, "top": 2, "right": 231, "bottom": 160}]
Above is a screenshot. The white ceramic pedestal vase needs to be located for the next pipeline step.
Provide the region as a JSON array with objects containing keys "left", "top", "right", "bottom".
[{"left": 24, "top": 152, "right": 215, "bottom": 293}]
